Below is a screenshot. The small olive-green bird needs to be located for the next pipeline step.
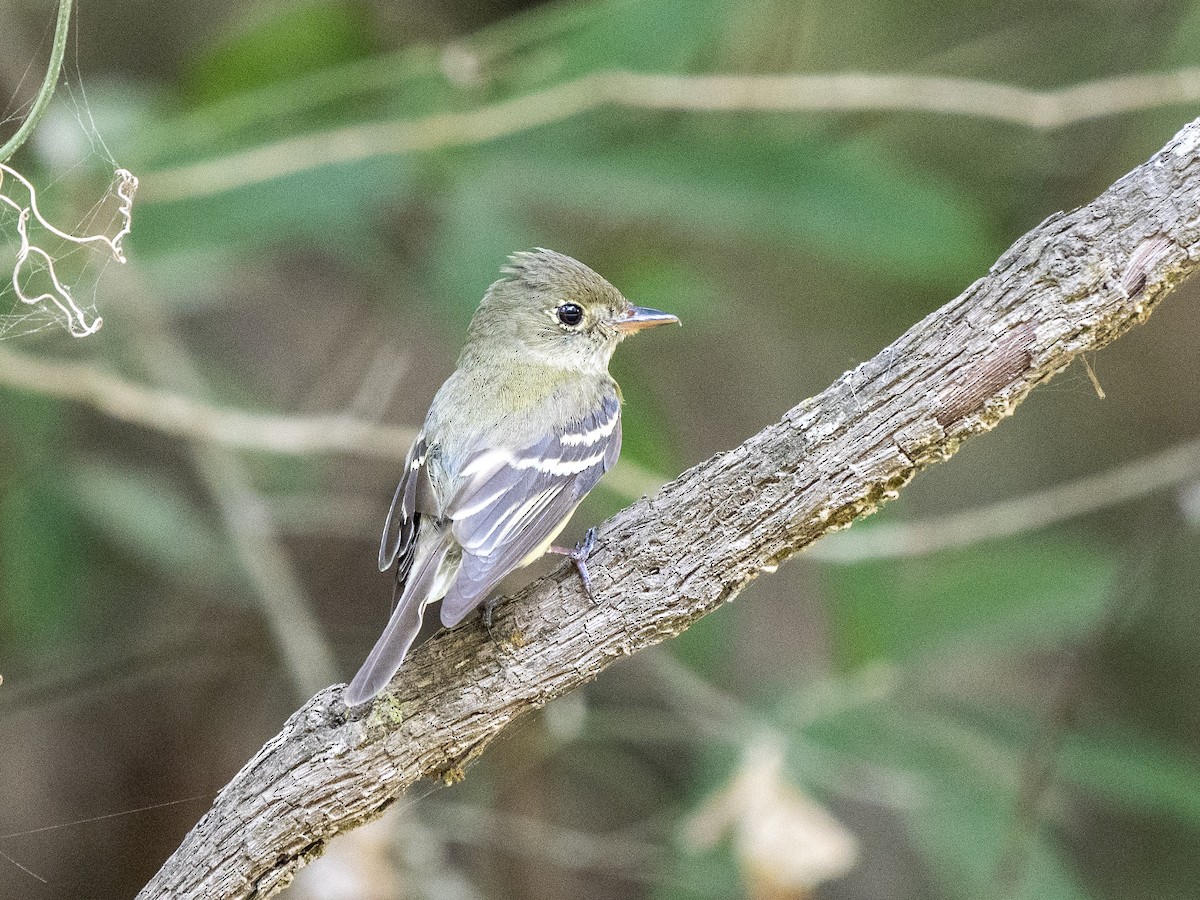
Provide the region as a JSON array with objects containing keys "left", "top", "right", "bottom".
[{"left": 344, "top": 249, "right": 678, "bottom": 705}]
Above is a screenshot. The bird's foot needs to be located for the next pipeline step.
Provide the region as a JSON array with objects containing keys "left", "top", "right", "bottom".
[
  {"left": 481, "top": 595, "right": 498, "bottom": 632},
  {"left": 548, "top": 526, "right": 598, "bottom": 601}
]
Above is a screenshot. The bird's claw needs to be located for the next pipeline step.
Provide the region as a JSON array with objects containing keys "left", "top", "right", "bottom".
[
  {"left": 550, "top": 526, "right": 598, "bottom": 601},
  {"left": 483, "top": 527, "right": 598, "bottom": 638},
  {"left": 481, "top": 595, "right": 498, "bottom": 631}
]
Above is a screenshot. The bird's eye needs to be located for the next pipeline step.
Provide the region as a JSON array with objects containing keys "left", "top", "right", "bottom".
[{"left": 556, "top": 303, "right": 584, "bottom": 327}]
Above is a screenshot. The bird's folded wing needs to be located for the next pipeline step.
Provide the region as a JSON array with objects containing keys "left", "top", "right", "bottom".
[
  {"left": 378, "top": 432, "right": 430, "bottom": 582},
  {"left": 438, "top": 395, "right": 621, "bottom": 627},
  {"left": 344, "top": 529, "right": 456, "bottom": 704}
]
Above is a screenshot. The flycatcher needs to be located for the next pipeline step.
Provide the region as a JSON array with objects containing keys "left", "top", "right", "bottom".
[{"left": 345, "top": 249, "right": 678, "bottom": 704}]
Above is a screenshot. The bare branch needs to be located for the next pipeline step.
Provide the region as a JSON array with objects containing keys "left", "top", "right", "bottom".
[
  {"left": 0, "top": 344, "right": 665, "bottom": 498},
  {"left": 143, "top": 68, "right": 1200, "bottom": 202},
  {"left": 124, "top": 289, "right": 339, "bottom": 700},
  {"left": 138, "top": 118, "right": 1200, "bottom": 900},
  {"left": 0, "top": 342, "right": 417, "bottom": 451},
  {"left": 0, "top": 0, "right": 72, "bottom": 164},
  {"left": 267, "top": 433, "right": 1200, "bottom": 557},
  {"left": 812, "top": 434, "right": 1200, "bottom": 562}
]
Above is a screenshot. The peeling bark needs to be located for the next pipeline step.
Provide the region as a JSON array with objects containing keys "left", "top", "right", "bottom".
[{"left": 139, "top": 118, "right": 1200, "bottom": 899}]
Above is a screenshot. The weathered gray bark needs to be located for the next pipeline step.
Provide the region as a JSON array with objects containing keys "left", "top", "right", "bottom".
[{"left": 139, "top": 118, "right": 1200, "bottom": 899}]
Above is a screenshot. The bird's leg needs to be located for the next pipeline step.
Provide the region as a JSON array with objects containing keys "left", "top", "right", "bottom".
[
  {"left": 547, "top": 526, "right": 598, "bottom": 601},
  {"left": 481, "top": 595, "right": 498, "bottom": 632}
]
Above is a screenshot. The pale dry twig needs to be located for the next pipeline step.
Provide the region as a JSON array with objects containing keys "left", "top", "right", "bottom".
[{"left": 144, "top": 68, "right": 1200, "bottom": 202}]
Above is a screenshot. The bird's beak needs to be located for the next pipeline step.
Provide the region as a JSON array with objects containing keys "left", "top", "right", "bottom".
[{"left": 614, "top": 305, "right": 681, "bottom": 334}]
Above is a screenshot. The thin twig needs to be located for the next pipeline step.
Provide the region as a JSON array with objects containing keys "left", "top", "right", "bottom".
[
  {"left": 143, "top": 68, "right": 1200, "bottom": 202},
  {"left": 0, "top": 343, "right": 665, "bottom": 499},
  {"left": 0, "top": 342, "right": 417, "bottom": 453},
  {"left": 4, "top": 339, "right": 1194, "bottom": 557},
  {"left": 120, "top": 271, "right": 339, "bottom": 701},
  {"left": 0, "top": 0, "right": 71, "bottom": 164},
  {"left": 264, "top": 433, "right": 1200, "bottom": 562},
  {"left": 811, "top": 436, "right": 1200, "bottom": 562}
]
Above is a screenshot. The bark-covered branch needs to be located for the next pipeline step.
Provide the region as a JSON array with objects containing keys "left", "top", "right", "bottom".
[{"left": 139, "top": 118, "right": 1200, "bottom": 899}]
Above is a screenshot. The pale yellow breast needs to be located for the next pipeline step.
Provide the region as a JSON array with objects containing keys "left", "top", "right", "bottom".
[{"left": 518, "top": 501, "right": 582, "bottom": 567}]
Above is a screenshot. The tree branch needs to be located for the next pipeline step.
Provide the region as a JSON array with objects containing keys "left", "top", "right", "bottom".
[
  {"left": 0, "top": 346, "right": 664, "bottom": 500},
  {"left": 811, "top": 434, "right": 1200, "bottom": 562},
  {"left": 0, "top": 0, "right": 71, "bottom": 164},
  {"left": 138, "top": 118, "right": 1200, "bottom": 900},
  {"left": 143, "top": 68, "right": 1200, "bottom": 202}
]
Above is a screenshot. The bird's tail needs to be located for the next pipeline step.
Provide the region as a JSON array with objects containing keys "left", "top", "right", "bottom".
[{"left": 344, "top": 534, "right": 456, "bottom": 705}]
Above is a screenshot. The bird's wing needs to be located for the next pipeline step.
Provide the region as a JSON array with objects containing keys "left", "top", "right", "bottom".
[
  {"left": 437, "top": 394, "right": 622, "bottom": 628},
  {"left": 378, "top": 432, "right": 431, "bottom": 587},
  {"left": 344, "top": 526, "right": 456, "bottom": 705},
  {"left": 347, "top": 432, "right": 447, "bottom": 704}
]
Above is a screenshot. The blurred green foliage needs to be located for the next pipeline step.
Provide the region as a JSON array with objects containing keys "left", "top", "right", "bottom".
[
  {"left": 182, "top": 1, "right": 381, "bottom": 105},
  {"left": 0, "top": 394, "right": 82, "bottom": 647},
  {"left": 828, "top": 538, "right": 1114, "bottom": 667}
]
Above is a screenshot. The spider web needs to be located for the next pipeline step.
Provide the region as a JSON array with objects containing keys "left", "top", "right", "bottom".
[{"left": 0, "top": 13, "right": 137, "bottom": 342}]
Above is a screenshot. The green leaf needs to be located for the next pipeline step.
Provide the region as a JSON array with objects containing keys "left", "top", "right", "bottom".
[
  {"left": 651, "top": 740, "right": 748, "bottom": 900},
  {"left": 475, "top": 0, "right": 734, "bottom": 90},
  {"left": 653, "top": 839, "right": 742, "bottom": 900},
  {"left": 807, "top": 703, "right": 1092, "bottom": 900},
  {"left": 1057, "top": 726, "right": 1200, "bottom": 832},
  {"left": 825, "top": 537, "right": 1114, "bottom": 668},
  {"left": 430, "top": 162, "right": 539, "bottom": 324},
  {"left": 132, "top": 152, "right": 409, "bottom": 256},
  {"left": 183, "top": 1, "right": 378, "bottom": 105},
  {"left": 613, "top": 253, "right": 721, "bottom": 326},
  {"left": 669, "top": 608, "right": 738, "bottom": 684},
  {"left": 457, "top": 123, "right": 993, "bottom": 283},
  {"left": 1, "top": 479, "right": 81, "bottom": 646},
  {"left": 0, "top": 393, "right": 82, "bottom": 645},
  {"left": 67, "top": 460, "right": 244, "bottom": 592},
  {"left": 910, "top": 787, "right": 1093, "bottom": 900}
]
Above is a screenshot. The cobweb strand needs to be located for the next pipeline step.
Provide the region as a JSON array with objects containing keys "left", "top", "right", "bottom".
[{"left": 0, "top": 164, "right": 137, "bottom": 337}]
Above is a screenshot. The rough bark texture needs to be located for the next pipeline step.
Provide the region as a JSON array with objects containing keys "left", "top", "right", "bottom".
[{"left": 139, "top": 119, "right": 1200, "bottom": 899}]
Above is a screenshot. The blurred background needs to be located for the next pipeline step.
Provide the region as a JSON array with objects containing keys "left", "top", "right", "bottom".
[{"left": 1, "top": 0, "right": 1199, "bottom": 898}]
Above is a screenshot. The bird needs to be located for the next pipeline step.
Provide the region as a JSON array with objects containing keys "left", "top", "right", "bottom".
[{"left": 344, "top": 249, "right": 679, "bottom": 705}]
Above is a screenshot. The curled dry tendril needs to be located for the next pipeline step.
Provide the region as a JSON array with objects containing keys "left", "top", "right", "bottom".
[{"left": 0, "top": 165, "right": 138, "bottom": 337}]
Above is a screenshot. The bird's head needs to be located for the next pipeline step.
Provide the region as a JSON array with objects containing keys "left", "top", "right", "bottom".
[{"left": 465, "top": 249, "right": 679, "bottom": 374}]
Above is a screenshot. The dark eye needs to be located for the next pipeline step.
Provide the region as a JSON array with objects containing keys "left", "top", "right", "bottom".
[{"left": 556, "top": 303, "right": 584, "bottom": 327}]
